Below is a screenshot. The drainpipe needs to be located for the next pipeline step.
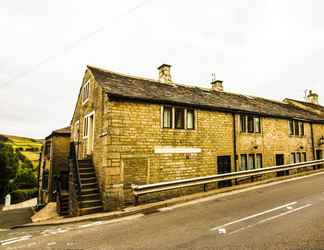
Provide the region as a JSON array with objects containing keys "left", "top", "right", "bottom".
[
  {"left": 232, "top": 113, "right": 238, "bottom": 172},
  {"left": 310, "top": 123, "right": 316, "bottom": 160}
]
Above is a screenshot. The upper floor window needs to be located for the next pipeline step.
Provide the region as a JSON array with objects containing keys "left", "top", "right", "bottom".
[
  {"left": 82, "top": 80, "right": 90, "bottom": 104},
  {"left": 83, "top": 116, "right": 89, "bottom": 138},
  {"left": 240, "top": 115, "right": 261, "bottom": 133},
  {"left": 162, "top": 106, "right": 195, "bottom": 130},
  {"left": 288, "top": 120, "right": 304, "bottom": 136}
]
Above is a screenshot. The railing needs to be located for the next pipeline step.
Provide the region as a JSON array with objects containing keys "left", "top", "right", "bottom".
[
  {"left": 69, "top": 142, "right": 81, "bottom": 196},
  {"left": 132, "top": 159, "right": 324, "bottom": 203}
]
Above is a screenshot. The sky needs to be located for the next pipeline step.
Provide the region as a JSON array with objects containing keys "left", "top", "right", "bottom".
[{"left": 0, "top": 0, "right": 323, "bottom": 138}]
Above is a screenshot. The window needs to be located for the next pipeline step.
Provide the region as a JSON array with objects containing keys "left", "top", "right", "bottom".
[
  {"left": 163, "top": 106, "right": 172, "bottom": 128},
  {"left": 289, "top": 120, "right": 294, "bottom": 135},
  {"left": 240, "top": 115, "right": 261, "bottom": 134},
  {"left": 302, "top": 152, "right": 307, "bottom": 162},
  {"left": 300, "top": 122, "right": 304, "bottom": 136},
  {"left": 175, "top": 108, "right": 185, "bottom": 129},
  {"left": 289, "top": 120, "right": 304, "bottom": 136},
  {"left": 247, "top": 116, "right": 254, "bottom": 133},
  {"left": 254, "top": 117, "right": 261, "bottom": 133},
  {"left": 290, "top": 153, "right": 296, "bottom": 163},
  {"left": 240, "top": 115, "right": 247, "bottom": 132},
  {"left": 162, "top": 106, "right": 195, "bottom": 130},
  {"left": 187, "top": 109, "right": 195, "bottom": 129},
  {"left": 240, "top": 154, "right": 247, "bottom": 171},
  {"left": 296, "top": 152, "right": 301, "bottom": 163},
  {"left": 248, "top": 154, "right": 255, "bottom": 170},
  {"left": 82, "top": 81, "right": 90, "bottom": 104},
  {"left": 255, "top": 154, "right": 263, "bottom": 168},
  {"left": 83, "top": 116, "right": 89, "bottom": 138}
]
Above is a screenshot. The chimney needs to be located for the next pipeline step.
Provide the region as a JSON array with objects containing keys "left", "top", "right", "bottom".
[
  {"left": 158, "top": 64, "right": 172, "bottom": 84},
  {"left": 307, "top": 90, "right": 319, "bottom": 104},
  {"left": 211, "top": 79, "right": 224, "bottom": 92}
]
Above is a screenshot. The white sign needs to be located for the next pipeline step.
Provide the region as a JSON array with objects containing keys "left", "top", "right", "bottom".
[
  {"left": 154, "top": 146, "right": 202, "bottom": 154},
  {"left": 5, "top": 194, "right": 11, "bottom": 206}
]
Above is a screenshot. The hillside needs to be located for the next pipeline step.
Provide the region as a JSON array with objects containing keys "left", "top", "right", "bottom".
[{"left": 0, "top": 134, "right": 43, "bottom": 167}]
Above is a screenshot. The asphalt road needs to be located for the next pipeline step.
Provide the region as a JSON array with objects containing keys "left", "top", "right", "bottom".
[{"left": 1, "top": 172, "right": 324, "bottom": 250}]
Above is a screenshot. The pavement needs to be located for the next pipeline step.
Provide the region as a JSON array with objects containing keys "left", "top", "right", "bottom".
[
  {"left": 0, "top": 170, "right": 324, "bottom": 249},
  {"left": 0, "top": 207, "right": 33, "bottom": 229}
]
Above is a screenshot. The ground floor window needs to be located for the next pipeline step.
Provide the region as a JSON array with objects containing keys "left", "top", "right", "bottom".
[
  {"left": 290, "top": 152, "right": 307, "bottom": 163},
  {"left": 240, "top": 153, "right": 263, "bottom": 171}
]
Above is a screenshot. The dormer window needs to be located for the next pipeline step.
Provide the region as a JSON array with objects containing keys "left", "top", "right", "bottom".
[{"left": 82, "top": 80, "right": 90, "bottom": 104}]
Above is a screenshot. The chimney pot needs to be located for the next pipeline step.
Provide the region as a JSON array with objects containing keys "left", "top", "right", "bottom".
[
  {"left": 307, "top": 90, "right": 319, "bottom": 104},
  {"left": 158, "top": 64, "right": 173, "bottom": 84},
  {"left": 211, "top": 80, "right": 224, "bottom": 92}
]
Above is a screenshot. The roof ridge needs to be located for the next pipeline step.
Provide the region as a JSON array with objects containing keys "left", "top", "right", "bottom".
[{"left": 285, "top": 98, "right": 324, "bottom": 108}]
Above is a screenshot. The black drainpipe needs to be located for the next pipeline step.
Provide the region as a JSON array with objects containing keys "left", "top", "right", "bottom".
[
  {"left": 310, "top": 123, "right": 316, "bottom": 160},
  {"left": 232, "top": 113, "right": 238, "bottom": 172}
]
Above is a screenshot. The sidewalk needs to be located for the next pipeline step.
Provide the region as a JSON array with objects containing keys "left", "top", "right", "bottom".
[{"left": 13, "top": 169, "right": 324, "bottom": 229}]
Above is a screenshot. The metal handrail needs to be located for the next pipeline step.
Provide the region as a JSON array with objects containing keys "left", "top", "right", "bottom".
[{"left": 132, "top": 159, "right": 324, "bottom": 198}]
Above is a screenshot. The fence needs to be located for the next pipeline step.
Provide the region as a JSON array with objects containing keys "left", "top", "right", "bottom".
[{"left": 132, "top": 159, "right": 324, "bottom": 204}]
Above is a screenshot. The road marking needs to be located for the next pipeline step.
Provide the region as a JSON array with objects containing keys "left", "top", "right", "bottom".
[
  {"left": 0, "top": 235, "right": 32, "bottom": 246},
  {"left": 210, "top": 201, "right": 297, "bottom": 231},
  {"left": 227, "top": 203, "right": 312, "bottom": 235},
  {"left": 160, "top": 171, "right": 324, "bottom": 212},
  {"left": 48, "top": 242, "right": 57, "bottom": 246},
  {"left": 78, "top": 214, "right": 144, "bottom": 229}
]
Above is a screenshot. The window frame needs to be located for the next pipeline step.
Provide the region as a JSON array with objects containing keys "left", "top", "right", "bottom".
[
  {"left": 162, "top": 106, "right": 173, "bottom": 129},
  {"left": 82, "top": 80, "right": 90, "bottom": 105},
  {"left": 186, "top": 109, "right": 195, "bottom": 130},
  {"left": 161, "top": 106, "right": 196, "bottom": 130}
]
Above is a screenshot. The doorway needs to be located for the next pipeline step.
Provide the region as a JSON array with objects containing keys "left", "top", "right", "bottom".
[
  {"left": 276, "top": 154, "right": 287, "bottom": 176},
  {"left": 316, "top": 149, "right": 323, "bottom": 160},
  {"left": 217, "top": 156, "right": 232, "bottom": 188},
  {"left": 84, "top": 113, "right": 95, "bottom": 156}
]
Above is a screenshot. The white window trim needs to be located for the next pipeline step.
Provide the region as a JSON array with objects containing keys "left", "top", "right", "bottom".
[
  {"left": 82, "top": 80, "right": 90, "bottom": 105},
  {"left": 83, "top": 111, "right": 95, "bottom": 139},
  {"left": 161, "top": 105, "right": 196, "bottom": 130}
]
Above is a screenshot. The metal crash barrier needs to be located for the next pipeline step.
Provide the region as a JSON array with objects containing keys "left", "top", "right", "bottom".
[{"left": 132, "top": 159, "right": 324, "bottom": 204}]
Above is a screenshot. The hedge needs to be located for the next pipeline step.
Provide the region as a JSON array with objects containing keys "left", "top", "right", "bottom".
[{"left": 11, "top": 188, "right": 37, "bottom": 204}]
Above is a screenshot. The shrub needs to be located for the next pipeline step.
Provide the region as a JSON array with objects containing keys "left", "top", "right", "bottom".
[{"left": 11, "top": 188, "right": 37, "bottom": 204}]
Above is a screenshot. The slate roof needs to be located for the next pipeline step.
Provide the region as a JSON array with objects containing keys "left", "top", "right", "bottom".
[
  {"left": 285, "top": 98, "right": 324, "bottom": 116},
  {"left": 46, "top": 126, "right": 71, "bottom": 139},
  {"left": 88, "top": 65, "right": 324, "bottom": 122}
]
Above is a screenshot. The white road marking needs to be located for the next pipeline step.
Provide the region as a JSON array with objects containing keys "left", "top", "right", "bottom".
[
  {"left": 218, "top": 228, "right": 226, "bottom": 234},
  {"left": 210, "top": 201, "right": 297, "bottom": 231},
  {"left": 48, "top": 242, "right": 57, "bottom": 246},
  {"left": 228, "top": 203, "right": 312, "bottom": 235},
  {"left": 0, "top": 235, "right": 32, "bottom": 246},
  {"left": 160, "top": 171, "right": 324, "bottom": 212},
  {"left": 78, "top": 214, "right": 144, "bottom": 228}
]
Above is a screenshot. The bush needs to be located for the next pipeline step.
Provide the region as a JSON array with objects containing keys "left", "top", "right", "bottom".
[{"left": 11, "top": 188, "right": 37, "bottom": 204}]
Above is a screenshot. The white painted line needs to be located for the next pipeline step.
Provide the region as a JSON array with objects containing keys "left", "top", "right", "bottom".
[
  {"left": 210, "top": 201, "right": 297, "bottom": 231},
  {"left": 159, "top": 172, "right": 324, "bottom": 213},
  {"left": 48, "top": 242, "right": 57, "bottom": 246},
  {"left": 78, "top": 214, "right": 144, "bottom": 229},
  {"left": 1, "top": 235, "right": 32, "bottom": 246},
  {"left": 257, "top": 203, "right": 312, "bottom": 224},
  {"left": 227, "top": 203, "right": 312, "bottom": 235}
]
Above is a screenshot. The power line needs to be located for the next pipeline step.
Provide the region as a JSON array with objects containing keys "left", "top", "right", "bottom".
[{"left": 0, "top": 0, "right": 153, "bottom": 88}]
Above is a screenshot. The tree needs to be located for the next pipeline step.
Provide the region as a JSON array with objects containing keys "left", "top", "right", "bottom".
[{"left": 0, "top": 142, "right": 19, "bottom": 201}]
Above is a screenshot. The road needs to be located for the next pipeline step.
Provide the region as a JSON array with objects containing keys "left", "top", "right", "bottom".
[{"left": 1, "top": 172, "right": 324, "bottom": 250}]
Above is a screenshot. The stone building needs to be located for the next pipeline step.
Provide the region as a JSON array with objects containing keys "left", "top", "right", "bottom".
[
  {"left": 68, "top": 64, "right": 324, "bottom": 212},
  {"left": 38, "top": 126, "right": 70, "bottom": 208}
]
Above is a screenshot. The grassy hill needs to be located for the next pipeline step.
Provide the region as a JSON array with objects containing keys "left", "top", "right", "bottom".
[{"left": 0, "top": 134, "right": 43, "bottom": 167}]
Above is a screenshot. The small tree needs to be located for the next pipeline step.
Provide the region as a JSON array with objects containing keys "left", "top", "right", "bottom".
[{"left": 0, "top": 142, "right": 19, "bottom": 201}]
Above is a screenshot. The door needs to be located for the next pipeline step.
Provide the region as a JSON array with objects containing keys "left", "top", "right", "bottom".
[
  {"left": 217, "top": 156, "right": 232, "bottom": 188},
  {"left": 84, "top": 113, "right": 95, "bottom": 156},
  {"left": 316, "top": 149, "right": 322, "bottom": 160},
  {"left": 276, "top": 154, "right": 287, "bottom": 176}
]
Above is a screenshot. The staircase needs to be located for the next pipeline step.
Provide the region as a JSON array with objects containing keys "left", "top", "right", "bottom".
[
  {"left": 78, "top": 159, "right": 103, "bottom": 215},
  {"left": 59, "top": 191, "right": 70, "bottom": 216}
]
